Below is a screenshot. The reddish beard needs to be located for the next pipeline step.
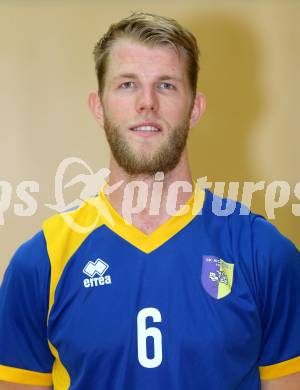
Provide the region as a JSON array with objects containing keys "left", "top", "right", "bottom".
[{"left": 103, "top": 113, "right": 190, "bottom": 175}]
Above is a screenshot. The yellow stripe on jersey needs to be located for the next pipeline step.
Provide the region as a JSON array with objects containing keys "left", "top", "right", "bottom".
[
  {"left": 0, "top": 364, "right": 52, "bottom": 386},
  {"left": 48, "top": 341, "right": 71, "bottom": 389},
  {"left": 259, "top": 355, "right": 300, "bottom": 380},
  {"left": 43, "top": 196, "right": 107, "bottom": 389},
  {"left": 43, "top": 196, "right": 106, "bottom": 321},
  {"left": 98, "top": 184, "right": 205, "bottom": 254}
]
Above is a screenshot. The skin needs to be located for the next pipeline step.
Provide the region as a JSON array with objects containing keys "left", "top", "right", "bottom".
[
  {"left": 261, "top": 372, "right": 300, "bottom": 389},
  {"left": 89, "top": 38, "right": 205, "bottom": 233},
  {"left": 0, "top": 384, "right": 51, "bottom": 389},
  {"left": 1, "top": 38, "right": 299, "bottom": 390}
]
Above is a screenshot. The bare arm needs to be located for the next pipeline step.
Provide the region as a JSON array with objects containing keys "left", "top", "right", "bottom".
[
  {"left": 0, "top": 383, "right": 51, "bottom": 390},
  {"left": 261, "top": 372, "right": 300, "bottom": 390}
]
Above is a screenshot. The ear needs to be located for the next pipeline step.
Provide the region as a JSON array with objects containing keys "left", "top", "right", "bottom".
[
  {"left": 88, "top": 91, "right": 104, "bottom": 127},
  {"left": 189, "top": 92, "right": 206, "bottom": 129}
]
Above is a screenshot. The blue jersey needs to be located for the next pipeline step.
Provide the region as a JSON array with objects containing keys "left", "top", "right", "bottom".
[{"left": 1, "top": 188, "right": 300, "bottom": 389}]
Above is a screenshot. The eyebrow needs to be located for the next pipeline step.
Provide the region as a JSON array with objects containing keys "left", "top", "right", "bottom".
[{"left": 112, "top": 73, "right": 183, "bottom": 82}]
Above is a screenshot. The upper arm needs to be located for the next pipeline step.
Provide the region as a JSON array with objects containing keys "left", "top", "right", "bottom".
[
  {"left": 0, "top": 382, "right": 51, "bottom": 390},
  {"left": 251, "top": 217, "right": 300, "bottom": 380},
  {"left": 0, "top": 232, "right": 54, "bottom": 386},
  {"left": 261, "top": 371, "right": 300, "bottom": 390}
]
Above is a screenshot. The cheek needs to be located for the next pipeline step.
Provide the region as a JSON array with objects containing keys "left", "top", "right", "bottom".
[
  {"left": 105, "top": 96, "right": 134, "bottom": 119},
  {"left": 162, "top": 99, "right": 190, "bottom": 122}
]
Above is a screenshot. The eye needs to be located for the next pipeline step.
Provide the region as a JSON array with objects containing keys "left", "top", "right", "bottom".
[
  {"left": 120, "top": 81, "right": 135, "bottom": 89},
  {"left": 158, "top": 82, "right": 175, "bottom": 90}
]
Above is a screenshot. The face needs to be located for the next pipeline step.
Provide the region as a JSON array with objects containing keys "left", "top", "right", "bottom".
[{"left": 98, "top": 39, "right": 198, "bottom": 175}]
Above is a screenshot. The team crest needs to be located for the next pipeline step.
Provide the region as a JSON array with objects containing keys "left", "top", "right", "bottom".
[{"left": 201, "top": 256, "right": 234, "bottom": 299}]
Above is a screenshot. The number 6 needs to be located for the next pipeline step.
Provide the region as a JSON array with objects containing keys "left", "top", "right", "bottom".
[{"left": 137, "top": 307, "right": 162, "bottom": 368}]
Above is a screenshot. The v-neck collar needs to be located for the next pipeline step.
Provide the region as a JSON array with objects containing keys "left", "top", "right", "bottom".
[{"left": 96, "top": 183, "right": 205, "bottom": 254}]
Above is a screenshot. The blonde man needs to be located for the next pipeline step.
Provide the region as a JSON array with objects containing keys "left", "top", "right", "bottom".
[{"left": 1, "top": 12, "right": 300, "bottom": 390}]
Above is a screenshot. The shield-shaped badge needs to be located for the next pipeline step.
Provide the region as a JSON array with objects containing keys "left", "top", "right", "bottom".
[{"left": 201, "top": 256, "right": 234, "bottom": 299}]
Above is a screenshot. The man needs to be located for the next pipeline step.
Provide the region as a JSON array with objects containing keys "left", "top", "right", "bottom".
[{"left": 0, "top": 12, "right": 300, "bottom": 390}]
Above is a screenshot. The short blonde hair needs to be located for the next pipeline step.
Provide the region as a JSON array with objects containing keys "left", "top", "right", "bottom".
[{"left": 93, "top": 12, "right": 200, "bottom": 99}]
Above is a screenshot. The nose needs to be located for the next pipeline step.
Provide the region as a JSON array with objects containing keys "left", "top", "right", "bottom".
[{"left": 135, "top": 87, "right": 159, "bottom": 114}]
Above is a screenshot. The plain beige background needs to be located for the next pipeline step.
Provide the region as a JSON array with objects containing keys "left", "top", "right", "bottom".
[{"left": 0, "top": 1, "right": 299, "bottom": 280}]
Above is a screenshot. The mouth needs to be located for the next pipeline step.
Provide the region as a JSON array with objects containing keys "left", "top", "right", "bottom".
[{"left": 129, "top": 122, "right": 162, "bottom": 133}]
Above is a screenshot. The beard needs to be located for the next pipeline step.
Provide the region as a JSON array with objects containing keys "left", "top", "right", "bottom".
[{"left": 103, "top": 113, "right": 190, "bottom": 176}]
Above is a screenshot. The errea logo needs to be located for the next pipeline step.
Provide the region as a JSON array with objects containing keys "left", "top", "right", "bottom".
[{"left": 83, "top": 259, "right": 112, "bottom": 288}]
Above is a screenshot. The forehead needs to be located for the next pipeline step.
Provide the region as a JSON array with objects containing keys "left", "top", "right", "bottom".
[{"left": 106, "top": 38, "right": 185, "bottom": 77}]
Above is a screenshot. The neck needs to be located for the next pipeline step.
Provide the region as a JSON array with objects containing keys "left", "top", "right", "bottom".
[{"left": 105, "top": 149, "right": 194, "bottom": 234}]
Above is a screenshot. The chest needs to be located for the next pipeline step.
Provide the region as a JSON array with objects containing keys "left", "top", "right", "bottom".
[{"left": 47, "top": 235, "right": 261, "bottom": 376}]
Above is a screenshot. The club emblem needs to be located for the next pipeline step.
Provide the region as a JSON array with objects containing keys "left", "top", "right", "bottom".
[{"left": 201, "top": 256, "right": 234, "bottom": 299}]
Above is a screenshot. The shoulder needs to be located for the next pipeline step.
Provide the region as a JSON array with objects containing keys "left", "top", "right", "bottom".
[
  {"left": 42, "top": 194, "right": 105, "bottom": 239},
  {"left": 41, "top": 196, "right": 107, "bottom": 294},
  {"left": 250, "top": 214, "right": 299, "bottom": 261},
  {"left": 200, "top": 189, "right": 299, "bottom": 264},
  {"left": 6, "top": 230, "right": 50, "bottom": 278},
  {"left": 202, "top": 189, "right": 297, "bottom": 243},
  {"left": 1, "top": 230, "right": 51, "bottom": 312},
  {"left": 250, "top": 215, "right": 300, "bottom": 301},
  {"left": 199, "top": 189, "right": 255, "bottom": 253},
  {"left": 41, "top": 195, "right": 107, "bottom": 262}
]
